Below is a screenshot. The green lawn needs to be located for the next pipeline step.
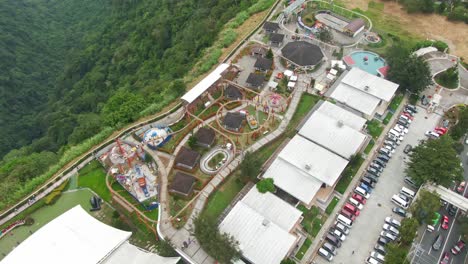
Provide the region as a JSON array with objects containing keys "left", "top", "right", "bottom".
[
  {"left": 335, "top": 155, "right": 365, "bottom": 194},
  {"left": 383, "top": 112, "right": 393, "bottom": 125},
  {"left": 203, "top": 174, "right": 244, "bottom": 220},
  {"left": 364, "top": 139, "right": 375, "bottom": 155},
  {"left": 77, "top": 160, "right": 111, "bottom": 202},
  {"left": 286, "top": 94, "right": 320, "bottom": 136},
  {"left": 389, "top": 94, "right": 404, "bottom": 112},
  {"left": 325, "top": 197, "right": 340, "bottom": 215},
  {"left": 367, "top": 119, "right": 383, "bottom": 139},
  {"left": 296, "top": 238, "right": 312, "bottom": 260}
]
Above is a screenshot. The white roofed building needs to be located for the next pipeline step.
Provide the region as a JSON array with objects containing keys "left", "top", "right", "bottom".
[
  {"left": 2, "top": 206, "right": 180, "bottom": 264},
  {"left": 219, "top": 188, "right": 302, "bottom": 264},
  {"left": 181, "top": 63, "right": 230, "bottom": 104},
  {"left": 329, "top": 67, "right": 399, "bottom": 119},
  {"left": 262, "top": 135, "right": 349, "bottom": 206},
  {"left": 298, "top": 105, "right": 368, "bottom": 160}
]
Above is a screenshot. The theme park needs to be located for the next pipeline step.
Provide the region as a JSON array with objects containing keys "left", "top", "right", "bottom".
[{"left": 1, "top": 0, "right": 467, "bottom": 264}]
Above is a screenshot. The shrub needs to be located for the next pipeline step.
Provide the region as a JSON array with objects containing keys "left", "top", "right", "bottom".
[
  {"left": 414, "top": 40, "right": 449, "bottom": 52},
  {"left": 256, "top": 178, "right": 275, "bottom": 193}
]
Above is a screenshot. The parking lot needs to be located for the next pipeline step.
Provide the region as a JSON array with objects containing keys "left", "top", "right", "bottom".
[
  {"left": 412, "top": 144, "right": 468, "bottom": 264},
  {"left": 316, "top": 107, "right": 441, "bottom": 264}
]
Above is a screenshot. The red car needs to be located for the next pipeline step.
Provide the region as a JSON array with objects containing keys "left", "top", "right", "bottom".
[
  {"left": 402, "top": 112, "right": 414, "bottom": 120},
  {"left": 441, "top": 215, "right": 449, "bottom": 230},
  {"left": 439, "top": 252, "right": 450, "bottom": 264},
  {"left": 435, "top": 127, "right": 448, "bottom": 133},
  {"left": 352, "top": 193, "right": 366, "bottom": 204},
  {"left": 451, "top": 240, "right": 465, "bottom": 255},
  {"left": 343, "top": 203, "right": 360, "bottom": 216}
]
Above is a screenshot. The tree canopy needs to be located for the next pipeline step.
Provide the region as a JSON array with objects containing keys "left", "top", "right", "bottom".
[
  {"left": 405, "top": 135, "right": 463, "bottom": 187},
  {"left": 240, "top": 151, "right": 261, "bottom": 182},
  {"left": 193, "top": 214, "right": 241, "bottom": 264},
  {"left": 256, "top": 178, "right": 275, "bottom": 193},
  {"left": 410, "top": 190, "right": 441, "bottom": 224},
  {"left": 384, "top": 242, "right": 409, "bottom": 264},
  {"left": 386, "top": 45, "right": 432, "bottom": 95},
  {"left": 399, "top": 218, "right": 419, "bottom": 245}
]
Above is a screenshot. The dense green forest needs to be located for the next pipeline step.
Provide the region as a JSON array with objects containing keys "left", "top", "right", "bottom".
[{"left": 0, "top": 0, "right": 265, "bottom": 209}]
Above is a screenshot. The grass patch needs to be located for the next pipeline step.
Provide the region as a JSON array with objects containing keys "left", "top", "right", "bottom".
[
  {"left": 325, "top": 197, "right": 340, "bottom": 215},
  {"left": 77, "top": 160, "right": 111, "bottom": 202},
  {"left": 434, "top": 69, "right": 459, "bottom": 89},
  {"left": 297, "top": 205, "right": 326, "bottom": 238},
  {"left": 389, "top": 94, "right": 404, "bottom": 112},
  {"left": 383, "top": 112, "right": 394, "bottom": 125},
  {"left": 286, "top": 94, "right": 320, "bottom": 136},
  {"left": 364, "top": 139, "right": 375, "bottom": 155},
  {"left": 296, "top": 238, "right": 312, "bottom": 260},
  {"left": 311, "top": 218, "right": 324, "bottom": 237},
  {"left": 203, "top": 174, "right": 244, "bottom": 220},
  {"left": 335, "top": 155, "right": 365, "bottom": 194},
  {"left": 366, "top": 119, "right": 383, "bottom": 139}
]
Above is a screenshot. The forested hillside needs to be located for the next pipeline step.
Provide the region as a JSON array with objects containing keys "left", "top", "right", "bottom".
[{"left": 0, "top": 0, "right": 265, "bottom": 210}]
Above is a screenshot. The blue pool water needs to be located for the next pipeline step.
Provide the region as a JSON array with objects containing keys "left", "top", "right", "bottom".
[{"left": 347, "top": 51, "right": 386, "bottom": 76}]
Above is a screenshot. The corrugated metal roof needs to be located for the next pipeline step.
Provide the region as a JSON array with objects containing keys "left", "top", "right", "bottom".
[
  {"left": 219, "top": 202, "right": 299, "bottom": 264},
  {"left": 298, "top": 111, "right": 367, "bottom": 159},
  {"left": 330, "top": 82, "right": 381, "bottom": 116},
  {"left": 341, "top": 67, "right": 399, "bottom": 102}
]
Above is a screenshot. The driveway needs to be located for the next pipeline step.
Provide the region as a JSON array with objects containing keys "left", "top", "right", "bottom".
[{"left": 315, "top": 107, "right": 441, "bottom": 264}]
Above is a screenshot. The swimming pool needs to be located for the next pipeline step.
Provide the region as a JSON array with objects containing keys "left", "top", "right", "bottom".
[{"left": 343, "top": 51, "right": 387, "bottom": 77}]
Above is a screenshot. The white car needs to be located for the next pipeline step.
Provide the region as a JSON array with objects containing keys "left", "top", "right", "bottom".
[
  {"left": 335, "top": 222, "right": 350, "bottom": 235},
  {"left": 385, "top": 217, "right": 401, "bottom": 228},
  {"left": 400, "top": 115, "right": 412, "bottom": 123},
  {"left": 380, "top": 231, "right": 397, "bottom": 241},
  {"left": 370, "top": 251, "right": 385, "bottom": 262},
  {"left": 395, "top": 125, "right": 409, "bottom": 134},
  {"left": 383, "top": 224, "right": 400, "bottom": 236},
  {"left": 330, "top": 228, "right": 346, "bottom": 241},
  {"left": 348, "top": 197, "right": 364, "bottom": 210},
  {"left": 425, "top": 131, "right": 440, "bottom": 138}
]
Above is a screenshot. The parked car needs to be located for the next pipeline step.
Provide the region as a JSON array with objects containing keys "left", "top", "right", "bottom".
[
  {"left": 360, "top": 182, "right": 373, "bottom": 193},
  {"left": 369, "top": 163, "right": 383, "bottom": 172},
  {"left": 379, "top": 148, "right": 392, "bottom": 157},
  {"left": 405, "top": 104, "right": 418, "bottom": 113},
  {"left": 385, "top": 217, "right": 401, "bottom": 228},
  {"left": 318, "top": 247, "right": 334, "bottom": 262},
  {"left": 383, "top": 223, "right": 400, "bottom": 236},
  {"left": 402, "top": 112, "right": 414, "bottom": 120},
  {"left": 335, "top": 222, "right": 350, "bottom": 235},
  {"left": 380, "top": 231, "right": 397, "bottom": 241},
  {"left": 425, "top": 131, "right": 440, "bottom": 138},
  {"left": 441, "top": 215, "right": 449, "bottom": 230},
  {"left": 377, "top": 236, "right": 390, "bottom": 246},
  {"left": 457, "top": 181, "right": 466, "bottom": 193},
  {"left": 392, "top": 207, "right": 407, "bottom": 217},
  {"left": 399, "top": 115, "right": 412, "bottom": 124},
  {"left": 364, "top": 174, "right": 379, "bottom": 183},
  {"left": 329, "top": 228, "right": 346, "bottom": 241},
  {"left": 325, "top": 233, "right": 342, "bottom": 248},
  {"left": 435, "top": 126, "right": 448, "bottom": 134},
  {"left": 370, "top": 251, "right": 385, "bottom": 262},
  {"left": 386, "top": 134, "right": 401, "bottom": 144},
  {"left": 352, "top": 193, "right": 367, "bottom": 204},
  {"left": 451, "top": 239, "right": 465, "bottom": 255},
  {"left": 343, "top": 203, "right": 360, "bottom": 216},
  {"left": 376, "top": 154, "right": 390, "bottom": 163},
  {"left": 433, "top": 234, "right": 444, "bottom": 251},
  {"left": 341, "top": 209, "right": 357, "bottom": 221},
  {"left": 397, "top": 119, "right": 409, "bottom": 128},
  {"left": 404, "top": 176, "right": 419, "bottom": 189},
  {"left": 383, "top": 140, "right": 397, "bottom": 148},
  {"left": 374, "top": 244, "right": 386, "bottom": 255},
  {"left": 372, "top": 159, "right": 387, "bottom": 168},
  {"left": 348, "top": 197, "right": 364, "bottom": 210},
  {"left": 403, "top": 144, "right": 412, "bottom": 154},
  {"left": 439, "top": 252, "right": 450, "bottom": 264},
  {"left": 322, "top": 242, "right": 338, "bottom": 256},
  {"left": 361, "top": 177, "right": 376, "bottom": 188},
  {"left": 367, "top": 167, "right": 381, "bottom": 177},
  {"left": 398, "top": 193, "right": 410, "bottom": 203}
]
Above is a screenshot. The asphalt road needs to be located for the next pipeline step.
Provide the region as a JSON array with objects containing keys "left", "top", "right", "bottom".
[
  {"left": 413, "top": 144, "right": 468, "bottom": 264},
  {"left": 316, "top": 107, "right": 441, "bottom": 264}
]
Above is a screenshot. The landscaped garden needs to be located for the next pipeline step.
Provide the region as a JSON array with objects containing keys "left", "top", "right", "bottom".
[
  {"left": 366, "top": 119, "right": 383, "bottom": 139},
  {"left": 364, "top": 139, "right": 375, "bottom": 155},
  {"left": 335, "top": 155, "right": 365, "bottom": 194},
  {"left": 434, "top": 65, "right": 459, "bottom": 89},
  {"left": 325, "top": 197, "right": 340, "bottom": 215},
  {"left": 294, "top": 205, "right": 328, "bottom": 260},
  {"left": 77, "top": 160, "right": 111, "bottom": 201}
]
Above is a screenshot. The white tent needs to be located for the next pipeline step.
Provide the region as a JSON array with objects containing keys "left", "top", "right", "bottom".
[
  {"left": 284, "top": 70, "right": 293, "bottom": 77},
  {"left": 287, "top": 81, "right": 296, "bottom": 89}
]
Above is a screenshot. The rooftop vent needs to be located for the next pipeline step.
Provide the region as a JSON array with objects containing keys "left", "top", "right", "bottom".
[
  {"left": 337, "top": 120, "right": 344, "bottom": 127},
  {"left": 364, "top": 85, "right": 370, "bottom": 91},
  {"left": 305, "top": 164, "right": 311, "bottom": 170},
  {"left": 262, "top": 219, "right": 270, "bottom": 226}
]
